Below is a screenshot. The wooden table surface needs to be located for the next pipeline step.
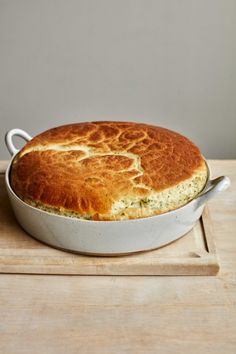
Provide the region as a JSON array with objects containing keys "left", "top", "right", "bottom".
[{"left": 0, "top": 160, "right": 236, "bottom": 354}]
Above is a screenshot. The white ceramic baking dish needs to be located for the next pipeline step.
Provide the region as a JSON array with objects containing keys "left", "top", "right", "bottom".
[{"left": 5, "top": 128, "right": 230, "bottom": 255}]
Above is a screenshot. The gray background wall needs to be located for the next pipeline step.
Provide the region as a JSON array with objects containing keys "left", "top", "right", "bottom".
[{"left": 0, "top": 0, "right": 235, "bottom": 159}]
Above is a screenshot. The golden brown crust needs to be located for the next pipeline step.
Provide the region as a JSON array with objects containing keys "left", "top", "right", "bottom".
[{"left": 11, "top": 121, "right": 207, "bottom": 220}]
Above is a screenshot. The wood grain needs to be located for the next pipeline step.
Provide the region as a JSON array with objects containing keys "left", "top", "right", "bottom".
[
  {"left": 0, "top": 165, "right": 218, "bottom": 275},
  {"left": 0, "top": 160, "right": 236, "bottom": 354}
]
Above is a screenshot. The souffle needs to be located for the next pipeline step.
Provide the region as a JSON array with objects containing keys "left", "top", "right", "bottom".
[{"left": 10, "top": 122, "right": 208, "bottom": 220}]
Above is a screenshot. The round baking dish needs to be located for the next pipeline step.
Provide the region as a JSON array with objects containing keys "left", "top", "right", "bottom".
[{"left": 5, "top": 128, "right": 230, "bottom": 256}]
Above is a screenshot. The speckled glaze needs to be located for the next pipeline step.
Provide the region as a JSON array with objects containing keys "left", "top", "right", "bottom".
[{"left": 4, "top": 129, "right": 231, "bottom": 255}]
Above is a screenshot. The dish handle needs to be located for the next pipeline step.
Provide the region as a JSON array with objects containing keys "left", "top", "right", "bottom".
[
  {"left": 5, "top": 129, "right": 32, "bottom": 156},
  {"left": 195, "top": 176, "right": 230, "bottom": 208}
]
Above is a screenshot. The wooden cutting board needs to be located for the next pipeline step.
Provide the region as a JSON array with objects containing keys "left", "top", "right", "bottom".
[{"left": 0, "top": 161, "right": 219, "bottom": 275}]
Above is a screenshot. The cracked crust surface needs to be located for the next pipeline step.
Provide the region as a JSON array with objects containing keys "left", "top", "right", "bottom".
[{"left": 10, "top": 121, "right": 208, "bottom": 220}]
